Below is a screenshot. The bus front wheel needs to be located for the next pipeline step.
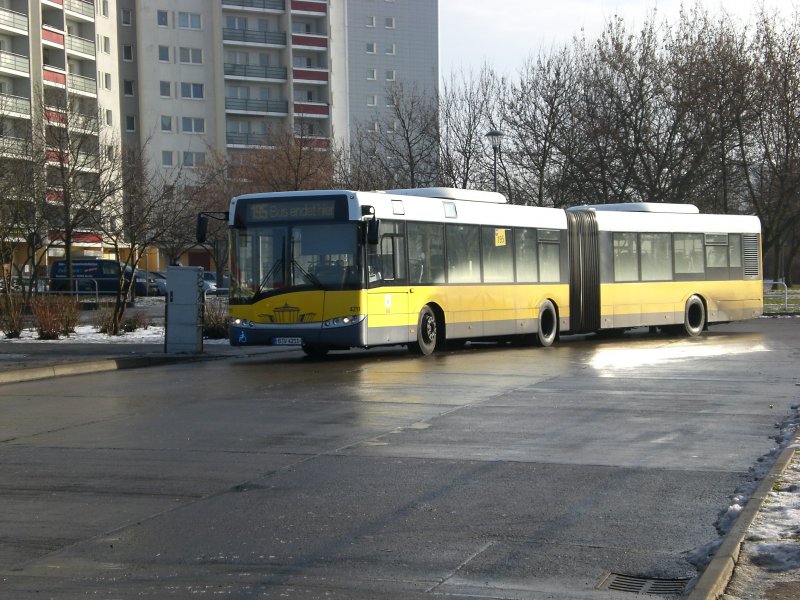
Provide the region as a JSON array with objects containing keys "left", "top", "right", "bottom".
[
  {"left": 302, "top": 343, "right": 330, "bottom": 358},
  {"left": 537, "top": 300, "right": 558, "bottom": 347},
  {"left": 683, "top": 295, "right": 706, "bottom": 337},
  {"left": 409, "top": 305, "right": 439, "bottom": 356}
]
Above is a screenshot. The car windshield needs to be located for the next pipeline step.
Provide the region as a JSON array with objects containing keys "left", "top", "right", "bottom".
[{"left": 230, "top": 223, "right": 362, "bottom": 303}]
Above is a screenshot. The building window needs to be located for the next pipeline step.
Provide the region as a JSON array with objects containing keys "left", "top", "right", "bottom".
[
  {"left": 121, "top": 8, "right": 132, "bottom": 26},
  {"left": 125, "top": 115, "right": 135, "bottom": 132},
  {"left": 123, "top": 79, "right": 134, "bottom": 96},
  {"left": 182, "top": 117, "right": 205, "bottom": 133},
  {"left": 179, "top": 47, "right": 203, "bottom": 64},
  {"left": 158, "top": 45, "right": 169, "bottom": 62},
  {"left": 102, "top": 0, "right": 109, "bottom": 17},
  {"left": 159, "top": 81, "right": 171, "bottom": 97},
  {"left": 366, "top": 42, "right": 376, "bottom": 54},
  {"left": 102, "top": 36, "right": 111, "bottom": 54},
  {"left": 178, "top": 12, "right": 202, "bottom": 30},
  {"left": 180, "top": 82, "right": 204, "bottom": 99},
  {"left": 122, "top": 44, "right": 133, "bottom": 61},
  {"left": 367, "top": 94, "right": 377, "bottom": 106},
  {"left": 161, "top": 150, "right": 173, "bottom": 167},
  {"left": 183, "top": 151, "right": 206, "bottom": 167},
  {"left": 366, "top": 16, "right": 375, "bottom": 27},
  {"left": 157, "top": 10, "right": 168, "bottom": 27},
  {"left": 104, "top": 72, "right": 112, "bottom": 90},
  {"left": 386, "top": 43, "right": 396, "bottom": 55},
  {"left": 105, "top": 109, "right": 112, "bottom": 125},
  {"left": 160, "top": 115, "right": 172, "bottom": 132},
  {"left": 385, "top": 16, "right": 396, "bottom": 28},
  {"left": 386, "top": 69, "right": 396, "bottom": 81},
  {"left": 367, "top": 68, "right": 376, "bottom": 80}
]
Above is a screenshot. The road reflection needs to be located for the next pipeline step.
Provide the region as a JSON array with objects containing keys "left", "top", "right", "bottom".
[{"left": 588, "top": 334, "right": 769, "bottom": 375}]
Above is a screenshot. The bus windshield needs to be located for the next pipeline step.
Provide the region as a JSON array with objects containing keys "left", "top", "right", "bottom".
[{"left": 231, "top": 222, "right": 362, "bottom": 303}]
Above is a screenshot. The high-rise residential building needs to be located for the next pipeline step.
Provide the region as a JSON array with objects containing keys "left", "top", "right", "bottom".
[
  {"left": 330, "top": 0, "right": 438, "bottom": 147},
  {"left": 1, "top": 0, "right": 121, "bottom": 265},
  {"left": 0, "top": 0, "right": 438, "bottom": 273}
]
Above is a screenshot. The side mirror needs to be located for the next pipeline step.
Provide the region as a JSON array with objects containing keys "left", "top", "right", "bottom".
[
  {"left": 196, "top": 214, "right": 208, "bottom": 244},
  {"left": 367, "top": 218, "right": 380, "bottom": 245}
]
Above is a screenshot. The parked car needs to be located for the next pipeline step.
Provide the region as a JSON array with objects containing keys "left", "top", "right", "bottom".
[
  {"left": 134, "top": 270, "right": 160, "bottom": 296},
  {"left": 202, "top": 271, "right": 229, "bottom": 295},
  {"left": 151, "top": 271, "right": 168, "bottom": 296},
  {"left": 49, "top": 259, "right": 133, "bottom": 296}
]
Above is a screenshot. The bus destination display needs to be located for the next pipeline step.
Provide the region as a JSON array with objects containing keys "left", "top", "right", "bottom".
[{"left": 248, "top": 199, "right": 336, "bottom": 222}]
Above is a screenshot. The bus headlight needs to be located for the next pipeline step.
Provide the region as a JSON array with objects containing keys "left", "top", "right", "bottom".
[
  {"left": 231, "top": 318, "right": 254, "bottom": 328},
  {"left": 323, "top": 315, "right": 366, "bottom": 328}
]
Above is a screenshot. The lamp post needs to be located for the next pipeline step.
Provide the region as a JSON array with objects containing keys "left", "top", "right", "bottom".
[{"left": 485, "top": 129, "right": 504, "bottom": 192}]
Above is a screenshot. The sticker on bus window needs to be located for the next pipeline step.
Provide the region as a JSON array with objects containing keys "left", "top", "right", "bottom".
[{"left": 495, "top": 229, "right": 507, "bottom": 246}]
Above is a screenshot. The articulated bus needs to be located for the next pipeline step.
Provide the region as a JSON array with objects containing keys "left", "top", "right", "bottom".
[{"left": 213, "top": 188, "right": 762, "bottom": 356}]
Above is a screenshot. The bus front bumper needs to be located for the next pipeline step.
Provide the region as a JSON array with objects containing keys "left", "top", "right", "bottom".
[{"left": 229, "top": 316, "right": 368, "bottom": 348}]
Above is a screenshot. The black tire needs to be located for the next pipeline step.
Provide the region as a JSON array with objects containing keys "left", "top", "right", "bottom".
[
  {"left": 409, "top": 305, "right": 439, "bottom": 356},
  {"left": 683, "top": 295, "right": 706, "bottom": 337},
  {"left": 302, "top": 343, "right": 329, "bottom": 358},
  {"left": 537, "top": 299, "right": 558, "bottom": 347}
]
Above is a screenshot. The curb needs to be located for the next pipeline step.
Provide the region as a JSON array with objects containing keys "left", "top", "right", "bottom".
[
  {"left": 686, "top": 429, "right": 800, "bottom": 599},
  {"left": 0, "top": 354, "right": 213, "bottom": 385}
]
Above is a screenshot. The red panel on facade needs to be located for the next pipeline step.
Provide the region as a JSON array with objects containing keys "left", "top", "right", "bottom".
[
  {"left": 292, "top": 68, "right": 328, "bottom": 81},
  {"left": 291, "top": 1, "right": 327, "bottom": 14},
  {"left": 294, "top": 103, "right": 329, "bottom": 115},
  {"left": 291, "top": 34, "right": 328, "bottom": 48},
  {"left": 45, "top": 109, "right": 67, "bottom": 124},
  {"left": 43, "top": 69, "right": 67, "bottom": 85},
  {"left": 49, "top": 231, "right": 103, "bottom": 244},
  {"left": 42, "top": 28, "right": 65, "bottom": 45}
]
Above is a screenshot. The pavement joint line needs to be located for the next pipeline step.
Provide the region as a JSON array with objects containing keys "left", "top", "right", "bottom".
[{"left": 686, "top": 428, "right": 800, "bottom": 600}]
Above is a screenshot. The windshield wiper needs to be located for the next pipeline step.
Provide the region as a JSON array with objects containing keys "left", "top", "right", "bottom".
[
  {"left": 257, "top": 258, "right": 284, "bottom": 294},
  {"left": 292, "top": 260, "right": 323, "bottom": 288}
]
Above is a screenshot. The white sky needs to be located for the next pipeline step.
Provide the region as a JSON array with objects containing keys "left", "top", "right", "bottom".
[{"left": 439, "top": 0, "right": 797, "bottom": 77}]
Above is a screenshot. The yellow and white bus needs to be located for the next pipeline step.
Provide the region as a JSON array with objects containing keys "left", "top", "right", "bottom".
[{"left": 214, "top": 188, "right": 762, "bottom": 356}]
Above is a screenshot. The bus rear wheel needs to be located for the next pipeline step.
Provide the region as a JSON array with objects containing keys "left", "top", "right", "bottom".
[
  {"left": 409, "top": 305, "right": 439, "bottom": 356},
  {"left": 537, "top": 300, "right": 558, "bottom": 347},
  {"left": 683, "top": 295, "right": 706, "bottom": 337}
]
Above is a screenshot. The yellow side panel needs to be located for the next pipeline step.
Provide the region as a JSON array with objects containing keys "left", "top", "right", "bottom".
[{"left": 229, "top": 290, "right": 364, "bottom": 324}]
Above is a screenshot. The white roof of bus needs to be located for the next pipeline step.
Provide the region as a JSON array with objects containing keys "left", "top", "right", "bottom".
[
  {"left": 579, "top": 208, "right": 761, "bottom": 234},
  {"left": 358, "top": 190, "right": 567, "bottom": 229}
]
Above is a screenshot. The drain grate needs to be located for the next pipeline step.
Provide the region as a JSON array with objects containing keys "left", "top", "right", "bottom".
[{"left": 598, "top": 572, "right": 690, "bottom": 596}]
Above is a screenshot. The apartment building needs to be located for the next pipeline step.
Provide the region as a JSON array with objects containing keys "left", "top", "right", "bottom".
[
  {"left": 329, "top": 0, "right": 439, "bottom": 147},
  {"left": 0, "top": 0, "right": 120, "bottom": 268},
  {"left": 0, "top": 1, "right": 438, "bottom": 273}
]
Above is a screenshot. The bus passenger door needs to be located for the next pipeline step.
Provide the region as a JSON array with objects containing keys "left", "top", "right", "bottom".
[{"left": 366, "top": 228, "right": 410, "bottom": 345}]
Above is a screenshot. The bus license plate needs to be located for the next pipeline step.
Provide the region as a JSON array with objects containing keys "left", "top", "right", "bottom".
[{"left": 273, "top": 337, "right": 302, "bottom": 346}]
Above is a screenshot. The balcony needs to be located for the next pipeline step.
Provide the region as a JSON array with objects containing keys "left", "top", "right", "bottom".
[
  {"left": 225, "top": 97, "right": 288, "bottom": 114},
  {"left": 223, "top": 28, "right": 286, "bottom": 46},
  {"left": 64, "top": 0, "right": 95, "bottom": 20},
  {"left": 292, "top": 67, "right": 328, "bottom": 83},
  {"left": 42, "top": 66, "right": 66, "bottom": 86},
  {"left": 294, "top": 101, "right": 329, "bottom": 117},
  {"left": 291, "top": 34, "right": 327, "bottom": 50},
  {"left": 0, "top": 51, "right": 30, "bottom": 76},
  {"left": 224, "top": 63, "right": 287, "bottom": 81},
  {"left": 226, "top": 132, "right": 273, "bottom": 147},
  {"left": 0, "top": 93, "right": 31, "bottom": 116},
  {"left": 42, "top": 27, "right": 65, "bottom": 47},
  {"left": 222, "top": 0, "right": 285, "bottom": 10},
  {"left": 44, "top": 107, "right": 68, "bottom": 125},
  {"left": 68, "top": 72, "right": 97, "bottom": 96},
  {"left": 0, "top": 136, "right": 29, "bottom": 158},
  {"left": 0, "top": 7, "right": 28, "bottom": 33},
  {"left": 67, "top": 34, "right": 96, "bottom": 56},
  {"left": 291, "top": 1, "right": 327, "bottom": 15}
]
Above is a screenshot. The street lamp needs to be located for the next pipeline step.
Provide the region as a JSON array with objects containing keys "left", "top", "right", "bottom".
[{"left": 485, "top": 129, "right": 504, "bottom": 192}]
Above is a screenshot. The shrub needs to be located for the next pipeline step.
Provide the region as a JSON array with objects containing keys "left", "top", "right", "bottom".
[
  {"left": 91, "top": 307, "right": 116, "bottom": 334},
  {"left": 92, "top": 308, "right": 150, "bottom": 335},
  {"left": 30, "top": 296, "right": 78, "bottom": 340},
  {"left": 0, "top": 293, "right": 26, "bottom": 339},
  {"left": 123, "top": 311, "right": 149, "bottom": 333},
  {"left": 203, "top": 298, "right": 229, "bottom": 339}
]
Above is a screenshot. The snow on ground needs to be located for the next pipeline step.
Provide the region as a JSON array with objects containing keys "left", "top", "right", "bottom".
[{"left": 0, "top": 325, "right": 229, "bottom": 345}]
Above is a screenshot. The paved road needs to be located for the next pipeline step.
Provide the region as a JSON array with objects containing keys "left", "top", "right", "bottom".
[{"left": 0, "top": 319, "right": 798, "bottom": 598}]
